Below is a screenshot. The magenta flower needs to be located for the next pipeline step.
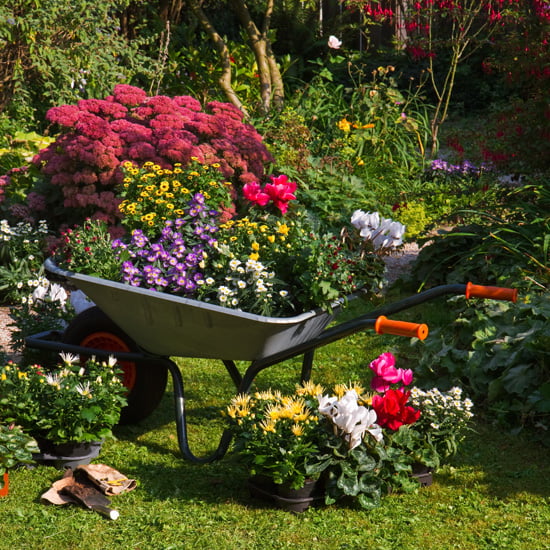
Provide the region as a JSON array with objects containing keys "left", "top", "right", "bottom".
[
  {"left": 369, "top": 352, "right": 414, "bottom": 392},
  {"left": 264, "top": 175, "right": 297, "bottom": 214},
  {"left": 400, "top": 369, "right": 414, "bottom": 386},
  {"left": 243, "top": 182, "right": 270, "bottom": 207}
]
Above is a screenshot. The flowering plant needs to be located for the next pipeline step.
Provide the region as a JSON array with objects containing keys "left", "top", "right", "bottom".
[
  {"left": 0, "top": 219, "right": 50, "bottom": 303},
  {"left": 226, "top": 387, "right": 323, "bottom": 490},
  {"left": 0, "top": 423, "right": 39, "bottom": 487},
  {"left": 54, "top": 156, "right": 404, "bottom": 316},
  {"left": 0, "top": 353, "right": 127, "bottom": 445},
  {"left": 8, "top": 276, "right": 75, "bottom": 363},
  {"left": 226, "top": 351, "right": 474, "bottom": 509}
]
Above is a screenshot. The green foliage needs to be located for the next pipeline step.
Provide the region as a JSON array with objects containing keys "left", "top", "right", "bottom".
[
  {"left": 0, "top": 131, "right": 54, "bottom": 172},
  {"left": 411, "top": 180, "right": 550, "bottom": 289},
  {"left": 391, "top": 200, "right": 434, "bottom": 239},
  {"left": 0, "top": 0, "right": 156, "bottom": 127},
  {"left": 0, "top": 423, "right": 38, "bottom": 482},
  {"left": 412, "top": 293, "right": 550, "bottom": 438},
  {"left": 289, "top": 55, "right": 430, "bottom": 177}
]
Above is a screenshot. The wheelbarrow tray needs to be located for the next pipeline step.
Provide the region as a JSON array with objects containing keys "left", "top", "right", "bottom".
[{"left": 45, "top": 259, "right": 343, "bottom": 360}]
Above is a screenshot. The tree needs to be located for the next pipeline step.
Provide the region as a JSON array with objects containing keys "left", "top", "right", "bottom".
[
  {"left": 185, "top": 0, "right": 285, "bottom": 115},
  {"left": 345, "top": 0, "right": 545, "bottom": 155}
]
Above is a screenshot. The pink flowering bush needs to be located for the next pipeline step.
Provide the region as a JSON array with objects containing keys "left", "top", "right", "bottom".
[{"left": 7, "top": 85, "right": 273, "bottom": 231}]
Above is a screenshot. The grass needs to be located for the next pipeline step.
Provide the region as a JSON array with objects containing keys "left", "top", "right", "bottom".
[{"left": 2, "top": 295, "right": 549, "bottom": 550}]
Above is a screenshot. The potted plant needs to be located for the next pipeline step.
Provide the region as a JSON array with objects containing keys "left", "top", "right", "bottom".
[
  {"left": 225, "top": 387, "right": 327, "bottom": 512},
  {"left": 0, "top": 353, "right": 128, "bottom": 468},
  {"left": 225, "top": 352, "right": 474, "bottom": 511},
  {"left": 0, "top": 423, "right": 38, "bottom": 497},
  {"left": 225, "top": 380, "right": 386, "bottom": 511}
]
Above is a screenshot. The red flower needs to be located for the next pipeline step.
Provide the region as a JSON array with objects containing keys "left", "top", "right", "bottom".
[
  {"left": 243, "top": 181, "right": 270, "bottom": 206},
  {"left": 371, "top": 389, "right": 420, "bottom": 430},
  {"left": 264, "top": 174, "right": 297, "bottom": 214}
]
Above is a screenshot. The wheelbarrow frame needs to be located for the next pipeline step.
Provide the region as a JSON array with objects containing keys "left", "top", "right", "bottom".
[{"left": 26, "top": 260, "right": 518, "bottom": 464}]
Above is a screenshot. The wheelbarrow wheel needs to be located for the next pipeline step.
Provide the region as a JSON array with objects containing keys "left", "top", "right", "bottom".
[{"left": 61, "top": 306, "right": 168, "bottom": 425}]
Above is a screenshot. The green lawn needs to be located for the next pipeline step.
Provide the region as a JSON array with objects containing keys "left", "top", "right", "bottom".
[{"left": 2, "top": 299, "right": 549, "bottom": 550}]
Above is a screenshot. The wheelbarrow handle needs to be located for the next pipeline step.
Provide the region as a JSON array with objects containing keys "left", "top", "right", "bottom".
[
  {"left": 465, "top": 282, "right": 518, "bottom": 302},
  {"left": 374, "top": 316, "right": 429, "bottom": 340}
]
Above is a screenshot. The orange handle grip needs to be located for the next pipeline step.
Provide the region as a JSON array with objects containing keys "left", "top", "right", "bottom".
[
  {"left": 374, "top": 316, "right": 429, "bottom": 341},
  {"left": 465, "top": 282, "right": 518, "bottom": 302}
]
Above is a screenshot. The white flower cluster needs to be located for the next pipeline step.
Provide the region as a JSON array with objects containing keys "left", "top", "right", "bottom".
[
  {"left": 20, "top": 277, "right": 69, "bottom": 310},
  {"left": 351, "top": 210, "right": 406, "bottom": 250},
  {"left": 213, "top": 258, "right": 278, "bottom": 309},
  {"left": 0, "top": 219, "right": 48, "bottom": 243},
  {"left": 409, "top": 386, "right": 474, "bottom": 431},
  {"left": 318, "top": 389, "right": 383, "bottom": 450}
]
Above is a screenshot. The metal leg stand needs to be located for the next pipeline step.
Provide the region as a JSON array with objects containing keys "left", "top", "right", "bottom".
[{"left": 165, "top": 358, "right": 233, "bottom": 464}]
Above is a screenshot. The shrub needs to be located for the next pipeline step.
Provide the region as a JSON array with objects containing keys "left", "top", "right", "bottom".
[
  {"left": 4, "top": 85, "right": 273, "bottom": 231},
  {"left": 412, "top": 293, "right": 550, "bottom": 440}
]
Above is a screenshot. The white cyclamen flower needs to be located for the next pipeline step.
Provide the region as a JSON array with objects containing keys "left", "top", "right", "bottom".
[
  {"left": 48, "top": 283, "right": 68, "bottom": 305},
  {"left": 318, "top": 390, "right": 383, "bottom": 449}
]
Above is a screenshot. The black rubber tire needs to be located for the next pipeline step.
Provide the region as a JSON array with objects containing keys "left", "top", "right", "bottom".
[{"left": 61, "top": 306, "right": 168, "bottom": 424}]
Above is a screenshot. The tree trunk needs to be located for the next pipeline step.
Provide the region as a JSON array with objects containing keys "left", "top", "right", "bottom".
[
  {"left": 186, "top": 0, "right": 248, "bottom": 115},
  {"left": 229, "top": 0, "right": 284, "bottom": 114}
]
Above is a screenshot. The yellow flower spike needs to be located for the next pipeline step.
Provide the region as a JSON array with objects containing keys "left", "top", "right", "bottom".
[{"left": 249, "top": 252, "right": 259, "bottom": 261}]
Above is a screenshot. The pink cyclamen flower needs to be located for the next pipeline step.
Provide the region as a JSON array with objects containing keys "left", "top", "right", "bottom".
[
  {"left": 369, "top": 352, "right": 410, "bottom": 392},
  {"left": 243, "top": 181, "right": 270, "bottom": 206},
  {"left": 400, "top": 368, "right": 414, "bottom": 386}
]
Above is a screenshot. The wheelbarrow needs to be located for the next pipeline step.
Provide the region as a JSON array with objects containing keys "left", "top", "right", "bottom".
[{"left": 25, "top": 258, "right": 518, "bottom": 463}]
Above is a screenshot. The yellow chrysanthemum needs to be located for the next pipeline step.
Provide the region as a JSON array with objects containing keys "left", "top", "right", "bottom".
[
  {"left": 291, "top": 423, "right": 304, "bottom": 437},
  {"left": 254, "top": 390, "right": 276, "bottom": 401},
  {"left": 259, "top": 418, "right": 277, "bottom": 434},
  {"left": 277, "top": 223, "right": 289, "bottom": 236},
  {"left": 296, "top": 380, "right": 325, "bottom": 398}
]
